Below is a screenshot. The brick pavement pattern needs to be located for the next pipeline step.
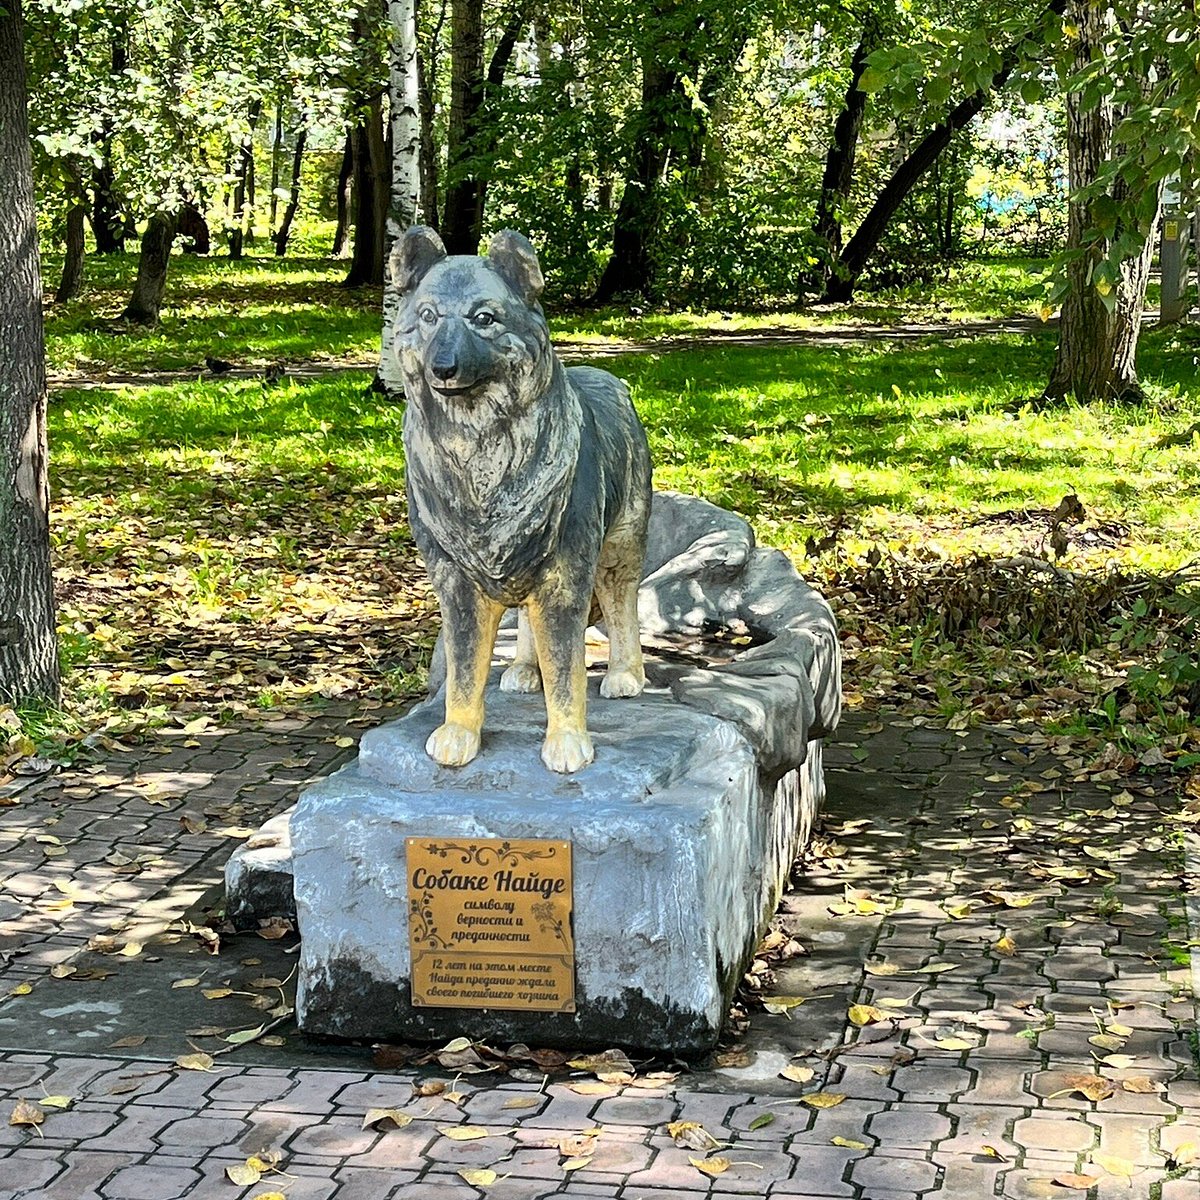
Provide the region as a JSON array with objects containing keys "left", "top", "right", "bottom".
[{"left": 1, "top": 708, "right": 1197, "bottom": 1198}]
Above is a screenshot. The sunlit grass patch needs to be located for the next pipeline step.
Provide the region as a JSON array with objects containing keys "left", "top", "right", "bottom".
[{"left": 40, "top": 311, "right": 1200, "bottom": 757}]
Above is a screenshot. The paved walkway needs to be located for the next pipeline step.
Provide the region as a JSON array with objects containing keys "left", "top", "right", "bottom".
[{"left": 1, "top": 708, "right": 1196, "bottom": 1198}]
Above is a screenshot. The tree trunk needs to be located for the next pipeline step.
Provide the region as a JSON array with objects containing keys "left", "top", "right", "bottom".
[
  {"left": 123, "top": 211, "right": 178, "bottom": 325},
  {"left": 228, "top": 99, "right": 262, "bottom": 259},
  {"left": 0, "top": 2, "right": 60, "bottom": 705},
  {"left": 812, "top": 24, "right": 875, "bottom": 267},
  {"left": 441, "top": 0, "right": 485, "bottom": 254},
  {"left": 1044, "top": 0, "right": 1159, "bottom": 402},
  {"left": 380, "top": 0, "right": 423, "bottom": 393},
  {"left": 417, "top": 46, "right": 440, "bottom": 227},
  {"left": 273, "top": 124, "right": 309, "bottom": 256},
  {"left": 178, "top": 202, "right": 211, "bottom": 254},
  {"left": 270, "top": 96, "right": 284, "bottom": 228},
  {"left": 823, "top": 0, "right": 1067, "bottom": 302},
  {"left": 91, "top": 161, "right": 124, "bottom": 255},
  {"left": 90, "top": 19, "right": 128, "bottom": 255},
  {"left": 344, "top": 0, "right": 391, "bottom": 287},
  {"left": 591, "top": 60, "right": 681, "bottom": 303},
  {"left": 332, "top": 133, "right": 354, "bottom": 257},
  {"left": 56, "top": 159, "right": 88, "bottom": 303},
  {"left": 344, "top": 95, "right": 390, "bottom": 286}
]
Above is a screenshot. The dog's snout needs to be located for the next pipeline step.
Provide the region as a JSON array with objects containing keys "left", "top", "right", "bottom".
[{"left": 431, "top": 356, "right": 458, "bottom": 381}]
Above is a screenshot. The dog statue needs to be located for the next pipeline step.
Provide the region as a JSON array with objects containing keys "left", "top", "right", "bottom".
[{"left": 390, "top": 227, "right": 652, "bottom": 774}]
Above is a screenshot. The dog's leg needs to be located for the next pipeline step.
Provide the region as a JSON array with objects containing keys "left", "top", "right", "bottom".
[
  {"left": 499, "top": 607, "right": 542, "bottom": 694},
  {"left": 427, "top": 577, "right": 505, "bottom": 768},
  {"left": 595, "top": 526, "right": 646, "bottom": 700},
  {"left": 526, "top": 590, "right": 593, "bottom": 773}
]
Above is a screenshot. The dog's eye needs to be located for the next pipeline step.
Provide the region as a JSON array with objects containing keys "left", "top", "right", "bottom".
[
  {"left": 472, "top": 311, "right": 496, "bottom": 328},
  {"left": 418, "top": 306, "right": 437, "bottom": 325}
]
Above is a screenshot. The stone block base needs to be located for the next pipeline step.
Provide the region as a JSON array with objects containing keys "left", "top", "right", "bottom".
[{"left": 292, "top": 675, "right": 825, "bottom": 1053}]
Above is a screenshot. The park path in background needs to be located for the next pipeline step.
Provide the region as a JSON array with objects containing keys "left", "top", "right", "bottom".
[
  {"left": 1, "top": 704, "right": 1197, "bottom": 1199},
  {"left": 45, "top": 313, "right": 1073, "bottom": 392}
]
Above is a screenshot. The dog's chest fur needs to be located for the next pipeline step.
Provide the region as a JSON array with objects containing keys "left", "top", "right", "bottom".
[{"left": 404, "top": 385, "right": 583, "bottom": 602}]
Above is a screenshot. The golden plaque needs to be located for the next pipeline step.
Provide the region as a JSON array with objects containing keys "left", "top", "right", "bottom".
[{"left": 407, "top": 837, "right": 575, "bottom": 1012}]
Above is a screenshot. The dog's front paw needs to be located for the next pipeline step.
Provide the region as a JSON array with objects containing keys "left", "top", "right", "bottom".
[
  {"left": 600, "top": 667, "right": 646, "bottom": 698},
  {"left": 500, "top": 663, "right": 542, "bottom": 694},
  {"left": 541, "top": 729, "right": 594, "bottom": 774},
  {"left": 426, "top": 723, "right": 481, "bottom": 767}
]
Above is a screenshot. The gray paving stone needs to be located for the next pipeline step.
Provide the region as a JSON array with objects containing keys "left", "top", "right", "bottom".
[
  {"left": 849, "top": 1153, "right": 940, "bottom": 1193},
  {"left": 0, "top": 709, "right": 1194, "bottom": 1200},
  {"left": 101, "top": 1163, "right": 201, "bottom": 1199}
]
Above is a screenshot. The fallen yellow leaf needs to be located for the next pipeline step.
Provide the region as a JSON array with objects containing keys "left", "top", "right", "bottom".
[
  {"left": 1052, "top": 1172, "right": 1100, "bottom": 1189},
  {"left": 848, "top": 1004, "right": 889, "bottom": 1027},
  {"left": 457, "top": 1169, "right": 498, "bottom": 1186},
  {"left": 667, "top": 1121, "right": 719, "bottom": 1150},
  {"left": 779, "top": 1065, "right": 815, "bottom": 1084},
  {"left": 1052, "top": 1074, "right": 1115, "bottom": 1103},
  {"left": 174, "top": 1052, "right": 216, "bottom": 1072},
  {"left": 690, "top": 1155, "right": 731, "bottom": 1177},
  {"left": 8, "top": 1099, "right": 44, "bottom": 1127},
  {"left": 439, "top": 1125, "right": 489, "bottom": 1141},
  {"left": 1120, "top": 1077, "right": 1161, "bottom": 1094},
  {"left": 1090, "top": 1151, "right": 1139, "bottom": 1180},
  {"left": 567, "top": 1081, "right": 617, "bottom": 1097},
  {"left": 224, "top": 1162, "right": 262, "bottom": 1186}
]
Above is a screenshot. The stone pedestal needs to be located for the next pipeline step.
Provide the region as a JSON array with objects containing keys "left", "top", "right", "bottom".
[
  {"left": 228, "top": 491, "right": 841, "bottom": 1052},
  {"left": 292, "top": 677, "right": 826, "bottom": 1052}
]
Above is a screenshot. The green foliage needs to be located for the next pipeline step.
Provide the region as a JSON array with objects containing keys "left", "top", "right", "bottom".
[
  {"left": 1045, "top": 4, "right": 1200, "bottom": 295},
  {"left": 25, "top": 0, "right": 349, "bottom": 240}
]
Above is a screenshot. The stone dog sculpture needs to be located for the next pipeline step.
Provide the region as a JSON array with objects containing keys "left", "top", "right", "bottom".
[{"left": 390, "top": 227, "right": 652, "bottom": 773}]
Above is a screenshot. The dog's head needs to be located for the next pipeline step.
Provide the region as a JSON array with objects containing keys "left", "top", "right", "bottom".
[{"left": 390, "top": 228, "right": 553, "bottom": 420}]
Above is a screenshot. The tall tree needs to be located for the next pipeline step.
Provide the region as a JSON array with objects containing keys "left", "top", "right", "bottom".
[
  {"left": 228, "top": 99, "right": 263, "bottom": 259},
  {"left": 0, "top": 0, "right": 60, "bottom": 704},
  {"left": 379, "top": 0, "right": 422, "bottom": 392},
  {"left": 823, "top": 0, "right": 1067, "bottom": 302},
  {"left": 91, "top": 13, "right": 129, "bottom": 255},
  {"left": 440, "top": 0, "right": 528, "bottom": 254},
  {"left": 331, "top": 132, "right": 355, "bottom": 257},
  {"left": 345, "top": 0, "right": 391, "bottom": 287},
  {"left": 1043, "top": 0, "right": 1188, "bottom": 402},
  {"left": 811, "top": 20, "right": 878, "bottom": 274},
  {"left": 122, "top": 210, "right": 178, "bottom": 325},
  {"left": 55, "top": 157, "right": 88, "bottom": 302},
  {"left": 593, "top": 0, "right": 753, "bottom": 303},
  {"left": 272, "top": 117, "right": 309, "bottom": 257}
]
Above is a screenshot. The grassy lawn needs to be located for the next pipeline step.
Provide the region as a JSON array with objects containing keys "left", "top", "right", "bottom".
[
  {"left": 42, "top": 249, "right": 1060, "bottom": 376},
  {"left": 45, "top": 250, "right": 382, "bottom": 376},
  {"left": 17, "top": 248, "right": 1199, "bottom": 764}
]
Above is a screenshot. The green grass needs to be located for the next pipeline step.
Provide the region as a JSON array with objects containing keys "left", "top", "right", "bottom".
[
  {"left": 44, "top": 249, "right": 383, "bottom": 375},
  {"left": 30, "top": 245, "right": 1200, "bottom": 752},
  {"left": 50, "top": 326, "right": 1200, "bottom": 590},
  {"left": 622, "top": 328, "right": 1200, "bottom": 568},
  {"left": 42, "top": 249, "right": 1056, "bottom": 375}
]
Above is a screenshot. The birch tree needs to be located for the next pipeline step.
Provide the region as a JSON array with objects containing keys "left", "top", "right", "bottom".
[{"left": 380, "top": 0, "right": 423, "bottom": 392}]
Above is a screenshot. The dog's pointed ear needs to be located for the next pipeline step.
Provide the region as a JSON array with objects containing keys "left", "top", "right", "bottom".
[
  {"left": 487, "top": 230, "right": 544, "bottom": 304},
  {"left": 390, "top": 226, "right": 446, "bottom": 294}
]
